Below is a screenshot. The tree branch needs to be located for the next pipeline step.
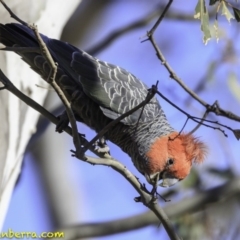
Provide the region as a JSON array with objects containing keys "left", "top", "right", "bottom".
[
  {"left": 0, "top": 67, "right": 180, "bottom": 239},
  {"left": 147, "top": 30, "right": 240, "bottom": 122},
  {"left": 54, "top": 177, "right": 240, "bottom": 239},
  {"left": 143, "top": 0, "right": 240, "bottom": 141}
]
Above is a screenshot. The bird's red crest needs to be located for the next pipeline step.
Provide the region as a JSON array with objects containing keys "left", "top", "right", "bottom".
[
  {"left": 176, "top": 133, "right": 207, "bottom": 164},
  {"left": 145, "top": 132, "right": 207, "bottom": 180}
]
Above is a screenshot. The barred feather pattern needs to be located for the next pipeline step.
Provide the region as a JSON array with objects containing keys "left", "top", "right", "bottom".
[
  {"left": 58, "top": 72, "right": 174, "bottom": 173},
  {"left": 0, "top": 23, "right": 175, "bottom": 174},
  {"left": 70, "top": 89, "right": 174, "bottom": 173},
  {"left": 81, "top": 55, "right": 160, "bottom": 124}
]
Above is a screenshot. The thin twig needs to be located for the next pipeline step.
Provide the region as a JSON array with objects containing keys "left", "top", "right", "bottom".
[
  {"left": 156, "top": 90, "right": 232, "bottom": 137},
  {"left": 133, "top": 81, "right": 159, "bottom": 136},
  {"left": 144, "top": 1, "right": 240, "bottom": 126},
  {"left": 0, "top": 0, "right": 29, "bottom": 26},
  {"left": 189, "top": 110, "right": 209, "bottom": 134},
  {"left": 31, "top": 24, "right": 83, "bottom": 157},
  {"left": 148, "top": 0, "right": 173, "bottom": 35},
  {"left": 152, "top": 38, "right": 240, "bottom": 122},
  {"left": 142, "top": 0, "right": 240, "bottom": 142}
]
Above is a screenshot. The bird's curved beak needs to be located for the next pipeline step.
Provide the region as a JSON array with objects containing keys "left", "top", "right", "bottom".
[
  {"left": 159, "top": 172, "right": 179, "bottom": 187},
  {"left": 145, "top": 172, "right": 179, "bottom": 187},
  {"left": 159, "top": 177, "right": 179, "bottom": 187}
]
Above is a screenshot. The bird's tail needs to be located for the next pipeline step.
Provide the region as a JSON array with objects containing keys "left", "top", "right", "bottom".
[
  {"left": 0, "top": 23, "right": 38, "bottom": 47},
  {"left": 0, "top": 23, "right": 82, "bottom": 93},
  {"left": 0, "top": 23, "right": 47, "bottom": 74}
]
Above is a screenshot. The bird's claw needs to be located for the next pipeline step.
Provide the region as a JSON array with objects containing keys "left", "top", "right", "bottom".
[
  {"left": 137, "top": 180, "right": 150, "bottom": 194},
  {"left": 134, "top": 178, "right": 158, "bottom": 203},
  {"left": 150, "top": 185, "right": 158, "bottom": 195},
  {"left": 56, "top": 111, "right": 85, "bottom": 139},
  {"left": 56, "top": 110, "right": 69, "bottom": 133},
  {"left": 93, "top": 137, "right": 110, "bottom": 155},
  {"left": 134, "top": 196, "right": 142, "bottom": 202}
]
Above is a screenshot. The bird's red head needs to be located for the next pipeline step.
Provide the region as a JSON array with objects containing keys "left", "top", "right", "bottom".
[{"left": 145, "top": 132, "right": 207, "bottom": 187}]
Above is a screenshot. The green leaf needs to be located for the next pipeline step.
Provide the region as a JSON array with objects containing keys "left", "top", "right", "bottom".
[
  {"left": 233, "top": 7, "right": 240, "bottom": 22},
  {"left": 209, "top": 0, "right": 220, "bottom": 5},
  {"left": 194, "top": 0, "right": 211, "bottom": 44},
  {"left": 221, "top": 1, "right": 235, "bottom": 22}
]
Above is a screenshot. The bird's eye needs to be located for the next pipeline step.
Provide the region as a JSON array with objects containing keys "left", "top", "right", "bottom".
[{"left": 167, "top": 158, "right": 174, "bottom": 165}]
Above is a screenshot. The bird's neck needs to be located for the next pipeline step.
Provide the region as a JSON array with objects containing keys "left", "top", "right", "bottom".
[
  {"left": 122, "top": 115, "right": 174, "bottom": 173},
  {"left": 134, "top": 115, "right": 174, "bottom": 153}
]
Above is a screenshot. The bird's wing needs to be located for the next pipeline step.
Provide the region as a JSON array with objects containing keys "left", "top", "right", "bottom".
[
  {"left": 72, "top": 51, "right": 161, "bottom": 125},
  {"left": 46, "top": 39, "right": 161, "bottom": 125},
  {"left": 1, "top": 23, "right": 161, "bottom": 125}
]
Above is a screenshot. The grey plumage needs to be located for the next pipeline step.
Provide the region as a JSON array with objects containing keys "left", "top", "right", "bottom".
[{"left": 0, "top": 23, "right": 174, "bottom": 174}]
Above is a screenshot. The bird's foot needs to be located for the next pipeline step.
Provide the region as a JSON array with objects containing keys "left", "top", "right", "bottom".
[
  {"left": 134, "top": 178, "right": 158, "bottom": 203},
  {"left": 56, "top": 110, "right": 69, "bottom": 133},
  {"left": 150, "top": 185, "right": 158, "bottom": 196},
  {"left": 148, "top": 175, "right": 170, "bottom": 202},
  {"left": 150, "top": 184, "right": 171, "bottom": 202},
  {"left": 93, "top": 136, "right": 110, "bottom": 155},
  {"left": 136, "top": 178, "right": 151, "bottom": 194}
]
